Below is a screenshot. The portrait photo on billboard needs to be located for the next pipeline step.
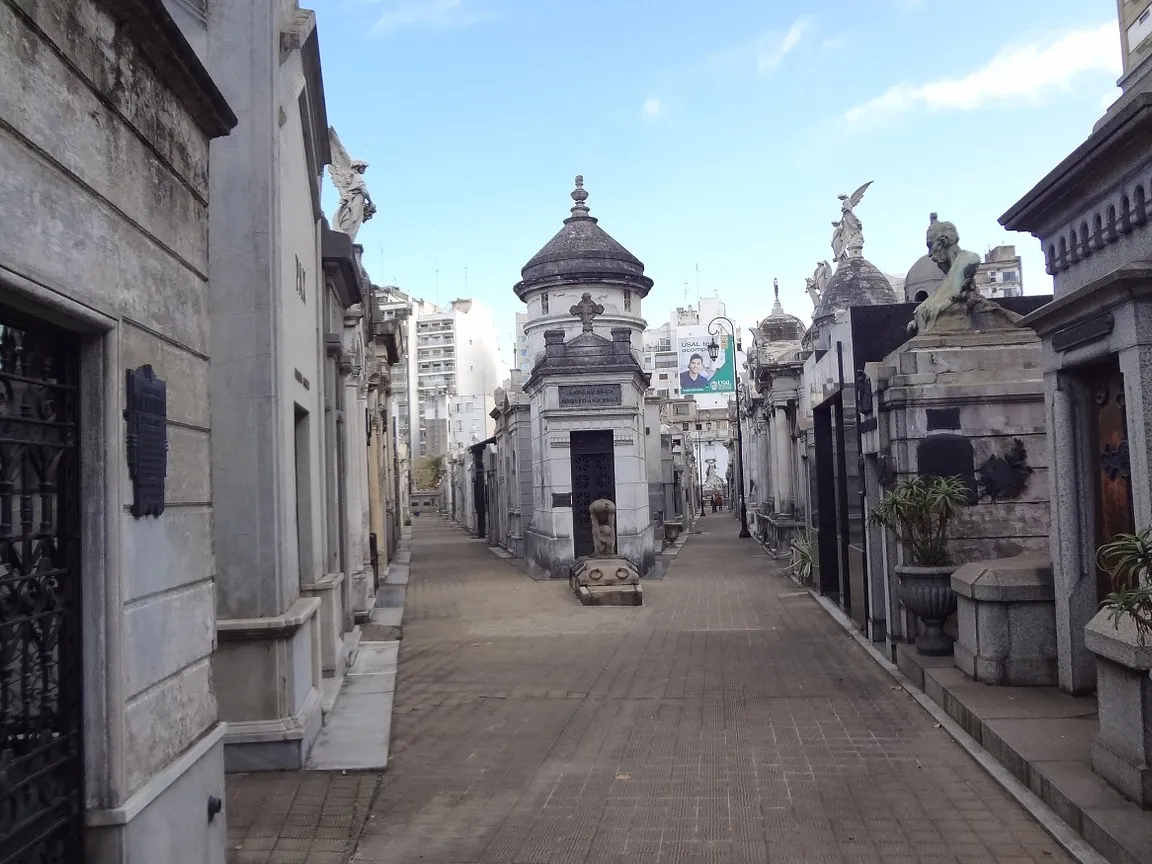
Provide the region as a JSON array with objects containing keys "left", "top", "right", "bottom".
[{"left": 677, "top": 328, "right": 735, "bottom": 395}]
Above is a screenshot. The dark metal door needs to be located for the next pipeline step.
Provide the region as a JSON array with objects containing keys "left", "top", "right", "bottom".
[
  {"left": 0, "top": 314, "right": 84, "bottom": 863},
  {"left": 1090, "top": 361, "right": 1134, "bottom": 602},
  {"left": 570, "top": 430, "right": 616, "bottom": 559}
]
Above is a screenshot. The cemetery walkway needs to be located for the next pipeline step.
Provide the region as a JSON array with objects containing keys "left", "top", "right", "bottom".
[
  {"left": 350, "top": 515, "right": 1071, "bottom": 864},
  {"left": 227, "top": 513, "right": 1074, "bottom": 864}
]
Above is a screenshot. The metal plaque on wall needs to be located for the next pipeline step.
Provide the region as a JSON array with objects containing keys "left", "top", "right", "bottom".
[
  {"left": 125, "top": 364, "right": 168, "bottom": 518},
  {"left": 558, "top": 384, "right": 622, "bottom": 408}
]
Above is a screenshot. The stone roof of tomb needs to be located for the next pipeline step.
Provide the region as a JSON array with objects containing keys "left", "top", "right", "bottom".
[
  {"left": 514, "top": 176, "right": 654, "bottom": 299},
  {"left": 811, "top": 256, "right": 898, "bottom": 323}
]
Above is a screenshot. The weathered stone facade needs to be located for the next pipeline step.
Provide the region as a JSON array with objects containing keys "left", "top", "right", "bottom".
[
  {"left": 1002, "top": 45, "right": 1152, "bottom": 808},
  {"left": 1, "top": 0, "right": 235, "bottom": 860}
]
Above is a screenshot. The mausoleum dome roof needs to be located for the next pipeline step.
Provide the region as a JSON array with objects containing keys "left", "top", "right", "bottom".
[
  {"left": 903, "top": 213, "right": 945, "bottom": 302},
  {"left": 514, "top": 176, "right": 654, "bottom": 299},
  {"left": 756, "top": 281, "right": 807, "bottom": 343},
  {"left": 904, "top": 254, "right": 943, "bottom": 302},
  {"left": 812, "top": 256, "right": 898, "bottom": 322}
]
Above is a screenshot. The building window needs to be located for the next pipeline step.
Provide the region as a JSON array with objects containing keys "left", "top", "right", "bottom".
[
  {"left": 541, "top": 293, "right": 549, "bottom": 314},
  {"left": 674, "top": 403, "right": 689, "bottom": 416},
  {"left": 681, "top": 422, "right": 689, "bottom": 431},
  {"left": 624, "top": 290, "right": 631, "bottom": 312}
]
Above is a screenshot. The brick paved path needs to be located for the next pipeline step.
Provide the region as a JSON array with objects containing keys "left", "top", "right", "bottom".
[{"left": 343, "top": 515, "right": 1071, "bottom": 864}]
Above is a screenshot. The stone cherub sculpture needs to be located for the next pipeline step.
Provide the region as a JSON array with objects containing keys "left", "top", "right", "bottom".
[
  {"left": 908, "top": 219, "right": 1019, "bottom": 336},
  {"left": 589, "top": 498, "right": 617, "bottom": 557},
  {"left": 328, "top": 127, "right": 376, "bottom": 242},
  {"left": 805, "top": 260, "right": 832, "bottom": 307},
  {"left": 831, "top": 181, "right": 872, "bottom": 262}
]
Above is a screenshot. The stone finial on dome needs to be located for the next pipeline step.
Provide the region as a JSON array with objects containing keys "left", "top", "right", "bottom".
[
  {"left": 771, "top": 277, "right": 784, "bottom": 316},
  {"left": 570, "top": 175, "right": 591, "bottom": 218}
]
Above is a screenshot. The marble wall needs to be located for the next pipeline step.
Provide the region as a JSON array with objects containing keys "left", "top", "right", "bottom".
[{"left": 0, "top": 1, "right": 234, "bottom": 860}]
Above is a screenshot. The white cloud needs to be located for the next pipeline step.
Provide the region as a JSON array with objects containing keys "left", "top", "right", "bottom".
[
  {"left": 641, "top": 97, "right": 663, "bottom": 119},
  {"left": 845, "top": 22, "right": 1120, "bottom": 127},
  {"left": 369, "top": 0, "right": 490, "bottom": 35},
  {"left": 757, "top": 19, "right": 810, "bottom": 74},
  {"left": 706, "top": 17, "right": 811, "bottom": 78}
]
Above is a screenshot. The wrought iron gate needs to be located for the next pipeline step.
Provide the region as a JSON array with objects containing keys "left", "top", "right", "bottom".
[
  {"left": 570, "top": 430, "right": 616, "bottom": 559},
  {"left": 0, "top": 314, "right": 84, "bottom": 863}
]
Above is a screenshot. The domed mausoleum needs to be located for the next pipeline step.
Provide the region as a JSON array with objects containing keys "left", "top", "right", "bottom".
[
  {"left": 515, "top": 177, "right": 656, "bottom": 592},
  {"left": 515, "top": 176, "right": 652, "bottom": 371},
  {"left": 903, "top": 213, "right": 945, "bottom": 302}
]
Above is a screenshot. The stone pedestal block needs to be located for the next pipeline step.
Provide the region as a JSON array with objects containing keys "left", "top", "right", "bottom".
[
  {"left": 302, "top": 573, "right": 346, "bottom": 677},
  {"left": 952, "top": 553, "right": 1058, "bottom": 686},
  {"left": 570, "top": 556, "right": 642, "bottom": 606},
  {"left": 1085, "top": 611, "right": 1152, "bottom": 808}
]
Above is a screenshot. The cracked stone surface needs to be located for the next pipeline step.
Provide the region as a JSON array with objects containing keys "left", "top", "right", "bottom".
[{"left": 227, "top": 513, "right": 1073, "bottom": 864}]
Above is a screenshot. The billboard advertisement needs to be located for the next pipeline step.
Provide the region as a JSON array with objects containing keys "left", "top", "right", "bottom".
[{"left": 677, "top": 326, "right": 735, "bottom": 395}]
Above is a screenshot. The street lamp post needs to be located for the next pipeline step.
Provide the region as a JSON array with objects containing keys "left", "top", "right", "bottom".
[
  {"left": 707, "top": 317, "right": 752, "bottom": 539},
  {"left": 695, "top": 430, "right": 706, "bottom": 517}
]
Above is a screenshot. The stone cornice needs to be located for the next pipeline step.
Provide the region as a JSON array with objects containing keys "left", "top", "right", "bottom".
[
  {"left": 216, "top": 596, "right": 321, "bottom": 641},
  {"left": 1019, "top": 262, "right": 1152, "bottom": 335},
  {"left": 98, "top": 0, "right": 236, "bottom": 138},
  {"left": 1000, "top": 91, "right": 1152, "bottom": 241}
]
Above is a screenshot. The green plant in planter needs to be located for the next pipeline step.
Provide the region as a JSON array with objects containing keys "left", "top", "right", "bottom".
[
  {"left": 1097, "top": 527, "right": 1152, "bottom": 645},
  {"left": 788, "top": 534, "right": 813, "bottom": 585},
  {"left": 867, "top": 474, "right": 970, "bottom": 565}
]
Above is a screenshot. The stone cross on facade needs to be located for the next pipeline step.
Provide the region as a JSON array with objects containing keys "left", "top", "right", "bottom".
[{"left": 570, "top": 292, "right": 604, "bottom": 332}]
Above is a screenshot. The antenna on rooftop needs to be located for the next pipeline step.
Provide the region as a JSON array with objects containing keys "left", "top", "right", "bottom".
[
  {"left": 464, "top": 266, "right": 469, "bottom": 293},
  {"left": 695, "top": 263, "right": 700, "bottom": 303}
]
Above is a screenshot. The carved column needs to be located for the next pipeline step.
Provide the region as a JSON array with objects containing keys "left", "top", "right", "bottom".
[
  {"left": 773, "top": 402, "right": 792, "bottom": 515},
  {"left": 342, "top": 304, "right": 371, "bottom": 620}
]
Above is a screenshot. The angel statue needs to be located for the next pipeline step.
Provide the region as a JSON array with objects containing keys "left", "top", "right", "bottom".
[
  {"left": 328, "top": 127, "right": 376, "bottom": 242},
  {"left": 830, "top": 181, "right": 873, "bottom": 262},
  {"left": 805, "top": 260, "right": 832, "bottom": 307}
]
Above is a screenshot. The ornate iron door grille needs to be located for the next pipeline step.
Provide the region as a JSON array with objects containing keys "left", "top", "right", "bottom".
[
  {"left": 570, "top": 430, "right": 616, "bottom": 559},
  {"left": 0, "top": 314, "right": 83, "bottom": 864}
]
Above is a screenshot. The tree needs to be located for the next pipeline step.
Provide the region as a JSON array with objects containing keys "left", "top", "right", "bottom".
[{"left": 413, "top": 455, "right": 444, "bottom": 491}]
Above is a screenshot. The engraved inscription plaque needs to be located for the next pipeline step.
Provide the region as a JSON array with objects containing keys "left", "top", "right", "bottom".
[
  {"left": 558, "top": 383, "right": 622, "bottom": 408},
  {"left": 926, "top": 407, "right": 961, "bottom": 431},
  {"left": 125, "top": 364, "right": 168, "bottom": 518},
  {"left": 917, "top": 433, "right": 977, "bottom": 503},
  {"left": 1052, "top": 311, "right": 1113, "bottom": 353},
  {"left": 552, "top": 492, "right": 573, "bottom": 508}
]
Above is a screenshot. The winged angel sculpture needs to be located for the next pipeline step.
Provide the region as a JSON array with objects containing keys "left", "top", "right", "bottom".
[
  {"left": 328, "top": 127, "right": 376, "bottom": 241},
  {"left": 830, "top": 181, "right": 872, "bottom": 262},
  {"left": 804, "top": 260, "right": 832, "bottom": 307}
]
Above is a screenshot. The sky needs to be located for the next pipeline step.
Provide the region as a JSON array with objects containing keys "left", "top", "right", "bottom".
[{"left": 314, "top": 0, "right": 1124, "bottom": 365}]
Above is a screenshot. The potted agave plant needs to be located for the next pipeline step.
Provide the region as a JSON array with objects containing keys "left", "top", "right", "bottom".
[
  {"left": 1097, "top": 529, "right": 1152, "bottom": 644},
  {"left": 868, "top": 474, "right": 970, "bottom": 655},
  {"left": 1086, "top": 528, "right": 1152, "bottom": 807}
]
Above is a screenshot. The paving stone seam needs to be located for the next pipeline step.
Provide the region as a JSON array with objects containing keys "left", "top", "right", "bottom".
[{"left": 808, "top": 589, "right": 1110, "bottom": 864}]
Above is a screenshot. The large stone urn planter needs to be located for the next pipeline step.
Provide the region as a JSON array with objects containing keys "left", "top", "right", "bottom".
[
  {"left": 1084, "top": 610, "right": 1152, "bottom": 808},
  {"left": 897, "top": 564, "right": 958, "bottom": 656}
]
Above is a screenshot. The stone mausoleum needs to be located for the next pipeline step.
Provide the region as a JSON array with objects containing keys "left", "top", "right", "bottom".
[{"left": 515, "top": 178, "right": 657, "bottom": 580}]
